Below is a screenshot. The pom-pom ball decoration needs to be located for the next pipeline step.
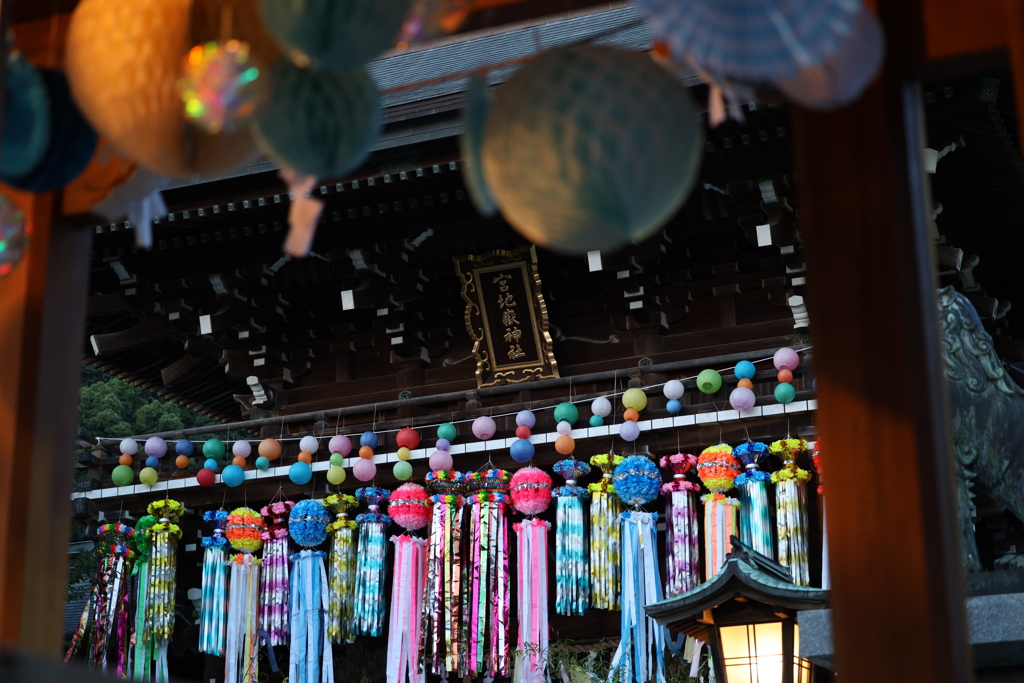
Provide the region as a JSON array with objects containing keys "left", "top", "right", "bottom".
[
  {"left": 226, "top": 507, "right": 266, "bottom": 554},
  {"left": 119, "top": 454, "right": 134, "bottom": 467},
  {"left": 697, "top": 444, "right": 740, "bottom": 494},
  {"left": 259, "top": 438, "right": 282, "bottom": 461},
  {"left": 393, "top": 460, "right": 413, "bottom": 481},
  {"left": 255, "top": 457, "right": 270, "bottom": 471},
  {"left": 436, "top": 422, "right": 458, "bottom": 442},
  {"left": 774, "top": 347, "right": 801, "bottom": 372},
  {"left": 203, "top": 438, "right": 226, "bottom": 460},
  {"left": 353, "top": 458, "right": 377, "bottom": 482},
  {"left": 612, "top": 456, "right": 661, "bottom": 506},
  {"left": 289, "top": 499, "right": 330, "bottom": 547},
  {"left": 329, "top": 434, "right": 352, "bottom": 457},
  {"left": 697, "top": 444, "right": 741, "bottom": 580},
  {"left": 146, "top": 456, "right": 160, "bottom": 469},
  {"left": 204, "top": 458, "right": 220, "bottom": 472},
  {"left": 120, "top": 438, "right": 138, "bottom": 456},
  {"left": 179, "top": 40, "right": 265, "bottom": 135},
  {"left": 254, "top": 59, "right": 381, "bottom": 179},
  {"left": 554, "top": 434, "right": 575, "bottom": 456},
  {"left": 775, "top": 382, "right": 797, "bottom": 404},
  {"left": 553, "top": 402, "right": 579, "bottom": 425},
  {"left": 622, "top": 388, "right": 648, "bottom": 412},
  {"left": 222, "top": 464, "right": 246, "bottom": 487},
  {"left": 327, "top": 466, "right": 346, "bottom": 485},
  {"left": 510, "top": 467, "right": 553, "bottom": 516},
  {"left": 510, "top": 439, "right": 535, "bottom": 463},
  {"left": 516, "top": 410, "right": 537, "bottom": 428},
  {"left": 429, "top": 449, "right": 454, "bottom": 471},
  {"left": 176, "top": 439, "right": 194, "bottom": 456},
  {"left": 197, "top": 468, "right": 216, "bottom": 487},
  {"left": 299, "top": 435, "right": 319, "bottom": 454},
  {"left": 140, "top": 467, "right": 159, "bottom": 487},
  {"left": 289, "top": 461, "right": 313, "bottom": 485},
  {"left": 480, "top": 46, "right": 702, "bottom": 254},
  {"left": 472, "top": 415, "right": 497, "bottom": 440},
  {"left": 257, "top": 0, "right": 411, "bottom": 70},
  {"left": 232, "top": 441, "right": 251, "bottom": 459},
  {"left": 388, "top": 483, "right": 432, "bottom": 531},
  {"left": 175, "top": 455, "right": 190, "bottom": 469},
  {"left": 145, "top": 437, "right": 167, "bottom": 459},
  {"left": 396, "top": 427, "right": 420, "bottom": 449},
  {"left": 112, "top": 464, "right": 135, "bottom": 487},
  {"left": 697, "top": 369, "right": 723, "bottom": 394},
  {"left": 729, "top": 386, "right": 757, "bottom": 412},
  {"left": 223, "top": 502, "right": 266, "bottom": 682},
  {"left": 619, "top": 420, "right": 641, "bottom": 442}
]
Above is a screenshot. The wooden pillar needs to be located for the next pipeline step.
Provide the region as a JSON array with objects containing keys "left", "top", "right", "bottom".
[
  {"left": 791, "top": 1, "right": 972, "bottom": 680},
  {"left": 0, "top": 190, "right": 93, "bottom": 654}
]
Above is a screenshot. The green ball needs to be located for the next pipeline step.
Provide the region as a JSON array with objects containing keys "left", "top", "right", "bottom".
[
  {"left": 589, "top": 414, "right": 604, "bottom": 428},
  {"left": 774, "top": 382, "right": 796, "bottom": 404},
  {"left": 436, "top": 422, "right": 457, "bottom": 442},
  {"left": 255, "top": 456, "right": 271, "bottom": 471},
  {"left": 111, "top": 464, "right": 134, "bottom": 487},
  {"left": 327, "top": 465, "right": 346, "bottom": 485},
  {"left": 139, "top": 467, "right": 159, "bottom": 487},
  {"left": 554, "top": 402, "right": 579, "bottom": 425},
  {"left": 393, "top": 460, "right": 413, "bottom": 481},
  {"left": 622, "top": 388, "right": 648, "bottom": 412},
  {"left": 329, "top": 453, "right": 345, "bottom": 467},
  {"left": 697, "top": 369, "right": 723, "bottom": 394},
  {"left": 203, "top": 438, "right": 226, "bottom": 459}
]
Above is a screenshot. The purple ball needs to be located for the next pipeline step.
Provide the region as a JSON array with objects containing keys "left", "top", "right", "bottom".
[
  {"left": 619, "top": 420, "right": 641, "bottom": 442},
  {"left": 515, "top": 410, "right": 536, "bottom": 428},
  {"left": 729, "top": 386, "right": 757, "bottom": 412},
  {"left": 232, "top": 440, "right": 252, "bottom": 458},
  {"left": 352, "top": 458, "right": 376, "bottom": 482},
  {"left": 773, "top": 347, "right": 801, "bottom": 372},
  {"left": 429, "top": 450, "right": 453, "bottom": 471},
  {"left": 329, "top": 434, "right": 352, "bottom": 457},
  {"left": 510, "top": 438, "right": 535, "bottom": 463},
  {"left": 472, "top": 415, "right": 496, "bottom": 440},
  {"left": 145, "top": 436, "right": 167, "bottom": 458},
  {"left": 435, "top": 438, "right": 451, "bottom": 452}
]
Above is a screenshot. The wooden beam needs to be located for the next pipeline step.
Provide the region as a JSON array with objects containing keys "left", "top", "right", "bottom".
[{"left": 791, "top": 1, "right": 972, "bottom": 680}]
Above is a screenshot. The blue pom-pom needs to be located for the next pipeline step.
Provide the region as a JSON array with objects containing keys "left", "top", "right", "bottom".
[
  {"left": 510, "top": 438, "right": 535, "bottom": 463},
  {"left": 734, "top": 360, "right": 756, "bottom": 380},
  {"left": 145, "top": 456, "right": 160, "bottom": 469},
  {"left": 289, "top": 461, "right": 313, "bottom": 485},
  {"left": 289, "top": 499, "right": 330, "bottom": 547},
  {"left": 733, "top": 441, "right": 769, "bottom": 467},
  {"left": 360, "top": 431, "right": 379, "bottom": 449},
  {"left": 612, "top": 455, "right": 662, "bottom": 506},
  {"left": 222, "top": 464, "right": 245, "bottom": 487},
  {"left": 204, "top": 458, "right": 220, "bottom": 472},
  {"left": 176, "top": 439, "right": 194, "bottom": 456},
  {"left": 666, "top": 399, "right": 682, "bottom": 414},
  {"left": 735, "top": 470, "right": 772, "bottom": 485}
]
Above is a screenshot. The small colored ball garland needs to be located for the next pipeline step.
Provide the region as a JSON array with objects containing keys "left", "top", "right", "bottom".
[
  {"left": 773, "top": 348, "right": 801, "bottom": 404},
  {"left": 354, "top": 431, "right": 378, "bottom": 481},
  {"left": 612, "top": 455, "right": 662, "bottom": 506},
  {"left": 289, "top": 499, "right": 330, "bottom": 547},
  {"left": 620, "top": 388, "right": 647, "bottom": 442},
  {"left": 388, "top": 483, "right": 432, "bottom": 530},
  {"left": 510, "top": 467, "right": 553, "bottom": 516},
  {"left": 511, "top": 410, "right": 536, "bottom": 462},
  {"left": 697, "top": 443, "right": 740, "bottom": 495},
  {"left": 225, "top": 507, "right": 266, "bottom": 553},
  {"left": 179, "top": 40, "right": 265, "bottom": 135},
  {"left": 430, "top": 423, "right": 456, "bottom": 471},
  {"left": 730, "top": 361, "right": 758, "bottom": 412},
  {"left": 590, "top": 396, "right": 611, "bottom": 426}
]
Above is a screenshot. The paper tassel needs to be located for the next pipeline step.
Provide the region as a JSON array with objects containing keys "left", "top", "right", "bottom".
[
  {"left": 514, "top": 518, "right": 550, "bottom": 683},
  {"left": 199, "top": 511, "right": 230, "bottom": 656},
  {"left": 771, "top": 439, "right": 812, "bottom": 586},
  {"left": 326, "top": 494, "right": 359, "bottom": 644},
  {"left": 225, "top": 554, "right": 262, "bottom": 683},
  {"left": 702, "top": 494, "right": 739, "bottom": 580},
  {"left": 260, "top": 500, "right": 296, "bottom": 647},
  {"left": 144, "top": 500, "right": 184, "bottom": 683},
  {"left": 659, "top": 454, "right": 700, "bottom": 597},
  {"left": 289, "top": 550, "right": 334, "bottom": 683},
  {"left": 588, "top": 454, "right": 623, "bottom": 611},
  {"left": 608, "top": 512, "right": 668, "bottom": 683},
  {"left": 65, "top": 523, "right": 135, "bottom": 674},
  {"left": 386, "top": 535, "right": 428, "bottom": 683},
  {"left": 552, "top": 459, "right": 590, "bottom": 617},
  {"left": 466, "top": 469, "right": 511, "bottom": 678},
  {"left": 355, "top": 487, "right": 392, "bottom": 636},
  {"left": 422, "top": 471, "right": 469, "bottom": 677}
]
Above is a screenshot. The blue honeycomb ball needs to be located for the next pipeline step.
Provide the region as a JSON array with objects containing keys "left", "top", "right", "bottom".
[
  {"left": 289, "top": 499, "right": 330, "bottom": 547},
  {"left": 510, "top": 438, "right": 535, "bottom": 463},
  {"left": 254, "top": 59, "right": 381, "bottom": 179},
  {"left": 612, "top": 455, "right": 662, "bottom": 506},
  {"left": 289, "top": 461, "right": 313, "bottom": 485},
  {"left": 666, "top": 399, "right": 682, "bottom": 415}
]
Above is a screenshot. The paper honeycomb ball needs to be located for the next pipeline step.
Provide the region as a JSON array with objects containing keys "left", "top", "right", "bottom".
[
  {"left": 472, "top": 415, "right": 496, "bottom": 440},
  {"left": 773, "top": 347, "right": 801, "bottom": 372},
  {"left": 289, "top": 461, "right": 313, "bottom": 485},
  {"left": 428, "top": 450, "right": 453, "bottom": 471},
  {"left": 697, "top": 369, "right": 723, "bottom": 394},
  {"left": 139, "top": 467, "right": 159, "bottom": 486},
  {"left": 619, "top": 420, "right": 641, "bottom": 442},
  {"left": 360, "top": 431, "right": 379, "bottom": 449},
  {"left": 396, "top": 447, "right": 412, "bottom": 461},
  {"left": 555, "top": 435, "right": 575, "bottom": 455},
  {"left": 119, "top": 454, "right": 133, "bottom": 467},
  {"left": 515, "top": 410, "right": 537, "bottom": 428},
  {"left": 482, "top": 46, "right": 701, "bottom": 254},
  {"left": 197, "top": 468, "right": 216, "bottom": 486},
  {"left": 388, "top": 482, "right": 431, "bottom": 531},
  {"left": 729, "top": 387, "right": 756, "bottom": 412},
  {"left": 299, "top": 435, "right": 319, "bottom": 453},
  {"left": 329, "top": 434, "right": 352, "bottom": 456},
  {"left": 226, "top": 507, "right": 265, "bottom": 553},
  {"left": 697, "top": 444, "right": 740, "bottom": 494},
  {"left": 436, "top": 422, "right": 458, "bottom": 442},
  {"left": 612, "top": 456, "right": 662, "bottom": 506},
  {"left": 259, "top": 438, "right": 282, "bottom": 461},
  {"left": 353, "top": 458, "right": 376, "bottom": 481},
  {"left": 327, "top": 465, "right": 346, "bottom": 485},
  {"left": 289, "top": 499, "right": 330, "bottom": 547},
  {"left": 622, "top": 388, "right": 648, "bottom": 412},
  {"left": 232, "top": 440, "right": 251, "bottom": 458},
  {"left": 775, "top": 382, "right": 796, "bottom": 404},
  {"left": 253, "top": 59, "right": 380, "bottom": 178},
  {"left": 553, "top": 402, "right": 579, "bottom": 426},
  {"left": 510, "top": 467, "right": 553, "bottom": 515},
  {"left": 111, "top": 465, "right": 134, "bottom": 487},
  {"left": 120, "top": 438, "right": 138, "bottom": 456},
  {"left": 203, "top": 438, "right": 226, "bottom": 460},
  {"left": 393, "top": 460, "right": 413, "bottom": 481},
  {"left": 255, "top": 456, "right": 270, "bottom": 471},
  {"left": 257, "top": 0, "right": 410, "bottom": 70},
  {"left": 591, "top": 397, "right": 612, "bottom": 418},
  {"left": 145, "top": 437, "right": 167, "bottom": 458},
  {"left": 510, "top": 438, "right": 535, "bottom": 463},
  {"left": 396, "top": 427, "right": 420, "bottom": 449},
  {"left": 176, "top": 439, "right": 194, "bottom": 456},
  {"left": 734, "top": 360, "right": 756, "bottom": 380},
  {"left": 222, "top": 464, "right": 245, "bottom": 487}
]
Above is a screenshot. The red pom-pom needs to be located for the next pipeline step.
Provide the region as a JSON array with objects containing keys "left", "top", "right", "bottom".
[
  {"left": 197, "top": 468, "right": 216, "bottom": 487},
  {"left": 515, "top": 425, "right": 531, "bottom": 439},
  {"left": 396, "top": 427, "right": 420, "bottom": 449},
  {"left": 388, "top": 483, "right": 431, "bottom": 530},
  {"left": 510, "top": 467, "right": 553, "bottom": 515}
]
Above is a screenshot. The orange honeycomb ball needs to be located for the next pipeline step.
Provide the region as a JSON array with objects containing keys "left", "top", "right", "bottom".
[
  {"left": 258, "top": 438, "right": 282, "bottom": 461},
  {"left": 555, "top": 434, "right": 575, "bottom": 455},
  {"left": 777, "top": 369, "right": 793, "bottom": 384},
  {"left": 737, "top": 378, "right": 754, "bottom": 390},
  {"left": 297, "top": 451, "right": 313, "bottom": 464},
  {"left": 119, "top": 454, "right": 133, "bottom": 466},
  {"left": 232, "top": 456, "right": 247, "bottom": 467},
  {"left": 358, "top": 445, "right": 374, "bottom": 459},
  {"left": 175, "top": 454, "right": 190, "bottom": 469},
  {"left": 623, "top": 408, "right": 640, "bottom": 422}
]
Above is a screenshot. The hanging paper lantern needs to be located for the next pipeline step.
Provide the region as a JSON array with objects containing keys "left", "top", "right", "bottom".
[
  {"left": 289, "top": 499, "right": 330, "bottom": 547},
  {"left": 591, "top": 397, "right": 612, "bottom": 418},
  {"left": 120, "top": 438, "right": 138, "bottom": 456},
  {"left": 175, "top": 455, "right": 190, "bottom": 469},
  {"left": 204, "top": 458, "right": 220, "bottom": 472},
  {"left": 510, "top": 438, "right": 535, "bottom": 463},
  {"left": 778, "top": 369, "right": 794, "bottom": 384},
  {"left": 253, "top": 59, "right": 381, "bottom": 178},
  {"left": 65, "top": 0, "right": 278, "bottom": 177},
  {"left": 327, "top": 465, "right": 346, "bottom": 485},
  {"left": 774, "top": 347, "right": 801, "bottom": 371},
  {"left": 0, "top": 52, "right": 49, "bottom": 179},
  {"left": 482, "top": 46, "right": 701, "bottom": 254},
  {"left": 289, "top": 461, "right": 313, "bottom": 485},
  {"left": 255, "top": 457, "right": 270, "bottom": 471},
  {"left": 622, "top": 388, "right": 648, "bottom": 412},
  {"left": 259, "top": 438, "right": 282, "bottom": 460},
  {"left": 119, "top": 454, "right": 133, "bottom": 467},
  {"left": 111, "top": 464, "right": 134, "bottom": 486},
  {"left": 396, "top": 447, "right": 412, "bottom": 462},
  {"left": 697, "top": 443, "right": 740, "bottom": 494},
  {"left": 140, "top": 467, "right": 159, "bottom": 486},
  {"left": 666, "top": 399, "right": 682, "bottom": 415},
  {"left": 696, "top": 369, "right": 723, "bottom": 394},
  {"left": 428, "top": 449, "right": 453, "bottom": 471},
  {"left": 738, "top": 379, "right": 754, "bottom": 390},
  {"left": 223, "top": 464, "right": 246, "bottom": 487},
  {"left": 436, "top": 422, "right": 458, "bottom": 442},
  {"left": 176, "top": 439, "right": 194, "bottom": 456},
  {"left": 179, "top": 40, "right": 265, "bottom": 135},
  {"left": 516, "top": 410, "right": 537, "bottom": 428},
  {"left": 775, "top": 382, "right": 797, "bottom": 404},
  {"left": 472, "top": 415, "right": 496, "bottom": 440},
  {"left": 146, "top": 456, "right": 160, "bottom": 469},
  {"left": 729, "top": 386, "right": 757, "bottom": 412},
  {"left": 619, "top": 420, "right": 641, "bottom": 442},
  {"left": 232, "top": 456, "right": 246, "bottom": 467},
  {"left": 516, "top": 425, "right": 532, "bottom": 439},
  {"left": 393, "top": 460, "right": 413, "bottom": 481},
  {"left": 360, "top": 431, "right": 379, "bottom": 449},
  {"left": 329, "top": 434, "right": 352, "bottom": 456},
  {"left": 553, "top": 402, "right": 579, "bottom": 425},
  {"left": 612, "top": 456, "right": 661, "bottom": 506},
  {"left": 556, "top": 420, "right": 573, "bottom": 436},
  {"left": 358, "top": 446, "right": 374, "bottom": 459},
  {"left": 396, "top": 427, "right": 420, "bottom": 449},
  {"left": 298, "top": 435, "right": 319, "bottom": 453},
  {"left": 257, "top": 0, "right": 410, "bottom": 69},
  {"left": 203, "top": 438, "right": 226, "bottom": 460},
  {"left": 662, "top": 380, "right": 684, "bottom": 401},
  {"left": 353, "top": 458, "right": 377, "bottom": 481},
  {"left": 622, "top": 409, "right": 640, "bottom": 423},
  {"left": 231, "top": 441, "right": 251, "bottom": 458},
  {"left": 388, "top": 482, "right": 432, "bottom": 530},
  {"left": 145, "top": 437, "right": 167, "bottom": 458},
  {"left": 297, "top": 451, "right": 313, "bottom": 464},
  {"left": 197, "top": 468, "right": 216, "bottom": 487},
  {"left": 590, "top": 414, "right": 605, "bottom": 427},
  {"left": 555, "top": 434, "right": 575, "bottom": 455},
  {"left": 734, "top": 360, "right": 756, "bottom": 380},
  {"left": 461, "top": 74, "right": 498, "bottom": 216},
  {"left": 510, "top": 467, "right": 552, "bottom": 516}
]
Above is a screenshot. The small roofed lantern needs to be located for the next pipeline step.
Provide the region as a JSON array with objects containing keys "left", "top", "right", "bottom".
[{"left": 646, "top": 538, "right": 827, "bottom": 683}]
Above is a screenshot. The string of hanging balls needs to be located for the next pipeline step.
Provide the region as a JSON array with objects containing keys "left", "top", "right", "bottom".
[{"left": 108, "top": 347, "right": 808, "bottom": 490}]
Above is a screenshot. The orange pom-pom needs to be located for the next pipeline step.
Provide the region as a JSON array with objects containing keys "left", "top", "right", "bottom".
[
  {"left": 555, "top": 434, "right": 575, "bottom": 455},
  {"left": 232, "top": 456, "right": 247, "bottom": 467},
  {"left": 119, "top": 454, "right": 133, "bottom": 466},
  {"left": 358, "top": 445, "right": 374, "bottom": 459},
  {"left": 297, "top": 451, "right": 312, "bottom": 463},
  {"left": 259, "top": 438, "right": 282, "bottom": 461},
  {"left": 175, "top": 454, "right": 190, "bottom": 469},
  {"left": 737, "top": 378, "right": 754, "bottom": 389},
  {"left": 623, "top": 408, "right": 640, "bottom": 422},
  {"left": 777, "top": 369, "right": 793, "bottom": 383}
]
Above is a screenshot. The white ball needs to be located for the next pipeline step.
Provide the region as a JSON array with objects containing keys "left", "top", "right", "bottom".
[
  {"left": 591, "top": 396, "right": 612, "bottom": 418},
  {"left": 232, "top": 440, "right": 252, "bottom": 458},
  {"left": 663, "top": 380, "right": 685, "bottom": 400},
  {"left": 299, "top": 435, "right": 319, "bottom": 454},
  {"left": 556, "top": 420, "right": 573, "bottom": 435},
  {"left": 120, "top": 438, "right": 138, "bottom": 456}
]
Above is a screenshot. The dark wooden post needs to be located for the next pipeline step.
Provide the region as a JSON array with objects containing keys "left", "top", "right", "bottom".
[{"left": 791, "top": 1, "right": 972, "bottom": 680}]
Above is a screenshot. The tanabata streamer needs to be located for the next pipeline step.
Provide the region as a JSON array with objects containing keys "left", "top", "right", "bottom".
[
  {"left": 697, "top": 444, "right": 740, "bottom": 580},
  {"left": 325, "top": 493, "right": 359, "bottom": 644},
  {"left": 131, "top": 515, "right": 157, "bottom": 680},
  {"left": 588, "top": 454, "right": 623, "bottom": 610},
  {"left": 224, "top": 507, "right": 265, "bottom": 683},
  {"left": 387, "top": 534, "right": 428, "bottom": 683},
  {"left": 608, "top": 512, "right": 669, "bottom": 683},
  {"left": 659, "top": 454, "right": 701, "bottom": 597},
  {"left": 65, "top": 523, "right": 135, "bottom": 673},
  {"left": 144, "top": 499, "right": 184, "bottom": 683},
  {"left": 733, "top": 442, "right": 774, "bottom": 558},
  {"left": 466, "top": 469, "right": 511, "bottom": 678},
  {"left": 354, "top": 487, "right": 391, "bottom": 637},
  {"left": 259, "top": 500, "right": 295, "bottom": 647},
  {"left": 422, "top": 470, "right": 469, "bottom": 677},
  {"left": 514, "top": 517, "right": 550, "bottom": 683},
  {"left": 199, "top": 510, "right": 229, "bottom": 656},
  {"left": 289, "top": 499, "right": 333, "bottom": 683},
  {"left": 770, "top": 438, "right": 812, "bottom": 586},
  {"left": 552, "top": 459, "right": 590, "bottom": 617}
]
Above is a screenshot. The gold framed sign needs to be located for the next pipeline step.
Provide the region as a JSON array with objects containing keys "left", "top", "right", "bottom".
[{"left": 454, "top": 245, "right": 559, "bottom": 388}]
